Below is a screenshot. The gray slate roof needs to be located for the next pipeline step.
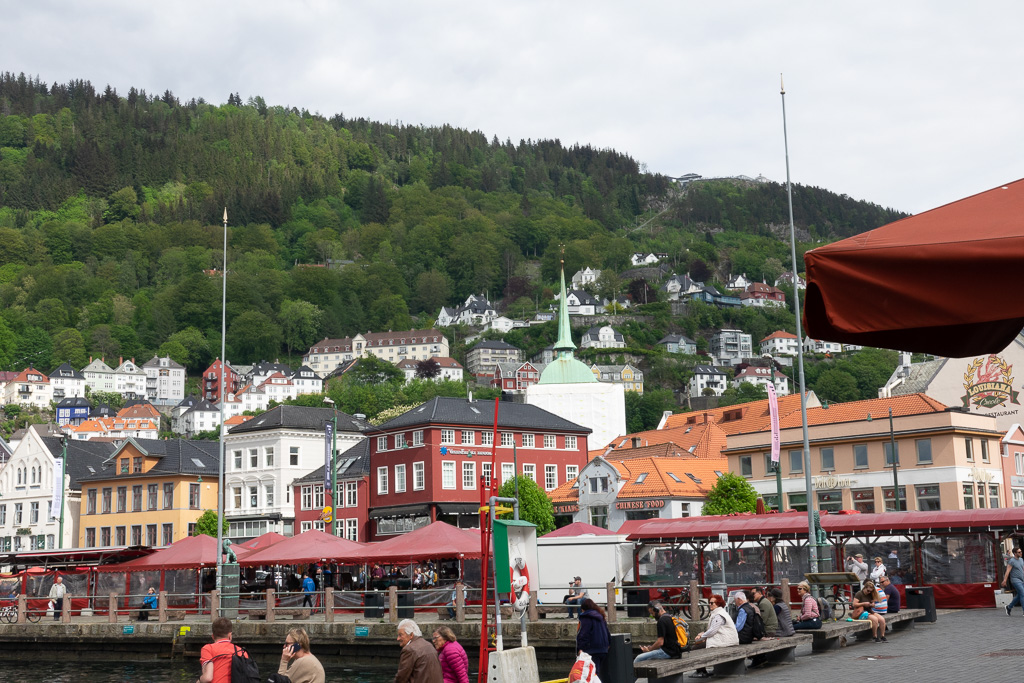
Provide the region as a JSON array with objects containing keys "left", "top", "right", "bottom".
[
  {"left": 56, "top": 397, "right": 91, "bottom": 408},
  {"left": 77, "top": 438, "right": 221, "bottom": 482},
  {"left": 887, "top": 359, "right": 948, "bottom": 395},
  {"left": 40, "top": 437, "right": 117, "bottom": 489},
  {"left": 693, "top": 364, "right": 727, "bottom": 376},
  {"left": 470, "top": 340, "right": 520, "bottom": 351},
  {"left": 292, "top": 439, "right": 371, "bottom": 486},
  {"left": 227, "top": 405, "right": 370, "bottom": 435},
  {"left": 49, "top": 362, "right": 85, "bottom": 380},
  {"left": 183, "top": 399, "right": 219, "bottom": 415},
  {"left": 367, "top": 397, "right": 590, "bottom": 434}
]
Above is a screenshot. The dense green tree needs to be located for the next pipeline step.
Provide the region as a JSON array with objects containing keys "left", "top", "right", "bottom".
[
  {"left": 191, "top": 509, "right": 228, "bottom": 537},
  {"left": 51, "top": 328, "right": 89, "bottom": 368},
  {"left": 279, "top": 299, "right": 323, "bottom": 357},
  {"left": 163, "top": 327, "right": 213, "bottom": 372},
  {"left": 812, "top": 368, "right": 861, "bottom": 404},
  {"left": 702, "top": 472, "right": 758, "bottom": 515},
  {"left": 497, "top": 475, "right": 555, "bottom": 534},
  {"left": 349, "top": 355, "right": 405, "bottom": 385},
  {"left": 718, "top": 382, "right": 769, "bottom": 407},
  {"left": 625, "top": 389, "right": 677, "bottom": 434},
  {"left": 228, "top": 310, "right": 282, "bottom": 362}
]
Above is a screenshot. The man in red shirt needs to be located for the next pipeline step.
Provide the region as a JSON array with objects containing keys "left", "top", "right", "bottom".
[{"left": 199, "top": 617, "right": 240, "bottom": 683}]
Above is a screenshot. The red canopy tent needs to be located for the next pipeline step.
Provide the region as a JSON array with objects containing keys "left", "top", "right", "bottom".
[
  {"left": 804, "top": 178, "right": 1024, "bottom": 357},
  {"left": 233, "top": 532, "right": 286, "bottom": 560},
  {"left": 624, "top": 511, "right": 814, "bottom": 542},
  {"left": 238, "top": 530, "right": 366, "bottom": 566},
  {"left": 96, "top": 534, "right": 221, "bottom": 571},
  {"left": 543, "top": 522, "right": 618, "bottom": 538},
  {"left": 361, "top": 521, "right": 482, "bottom": 563}
]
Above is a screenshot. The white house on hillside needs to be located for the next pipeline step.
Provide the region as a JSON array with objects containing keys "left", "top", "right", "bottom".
[
  {"left": 804, "top": 337, "right": 843, "bottom": 355},
  {"left": 760, "top": 331, "right": 800, "bottom": 357},
  {"left": 49, "top": 363, "right": 87, "bottom": 401},
  {"left": 580, "top": 325, "right": 626, "bottom": 350},
  {"left": 689, "top": 365, "right": 729, "bottom": 397},
  {"left": 3, "top": 368, "right": 52, "bottom": 408},
  {"left": 732, "top": 366, "right": 791, "bottom": 396},
  {"left": 143, "top": 356, "right": 186, "bottom": 405},
  {"left": 571, "top": 267, "right": 601, "bottom": 287}
]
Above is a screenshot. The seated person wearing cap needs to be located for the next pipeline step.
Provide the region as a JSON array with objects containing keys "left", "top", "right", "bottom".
[{"left": 565, "top": 577, "right": 588, "bottom": 618}]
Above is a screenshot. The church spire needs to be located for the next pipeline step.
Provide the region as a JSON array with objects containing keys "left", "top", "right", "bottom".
[{"left": 554, "top": 246, "right": 576, "bottom": 356}]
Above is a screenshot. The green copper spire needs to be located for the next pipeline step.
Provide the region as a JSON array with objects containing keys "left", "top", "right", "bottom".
[{"left": 554, "top": 250, "right": 576, "bottom": 355}]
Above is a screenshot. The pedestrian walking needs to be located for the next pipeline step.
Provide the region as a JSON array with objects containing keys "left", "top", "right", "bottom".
[
  {"left": 48, "top": 575, "right": 66, "bottom": 621},
  {"left": 1003, "top": 546, "right": 1024, "bottom": 615},
  {"left": 395, "top": 619, "right": 442, "bottom": 683}
]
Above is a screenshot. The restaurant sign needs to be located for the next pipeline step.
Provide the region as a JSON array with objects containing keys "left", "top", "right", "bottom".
[
  {"left": 554, "top": 504, "right": 579, "bottom": 514},
  {"left": 615, "top": 499, "right": 666, "bottom": 510},
  {"left": 812, "top": 475, "right": 855, "bottom": 490}
]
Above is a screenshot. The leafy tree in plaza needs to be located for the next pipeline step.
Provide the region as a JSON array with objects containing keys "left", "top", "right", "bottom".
[
  {"left": 702, "top": 472, "right": 758, "bottom": 515},
  {"left": 497, "top": 475, "right": 555, "bottom": 535},
  {"left": 192, "top": 509, "right": 228, "bottom": 537}
]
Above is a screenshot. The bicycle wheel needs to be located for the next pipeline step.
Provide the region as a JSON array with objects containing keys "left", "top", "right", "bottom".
[
  {"left": 698, "top": 599, "right": 711, "bottom": 620},
  {"left": 25, "top": 609, "right": 40, "bottom": 623},
  {"left": 0, "top": 608, "right": 13, "bottom": 624}
]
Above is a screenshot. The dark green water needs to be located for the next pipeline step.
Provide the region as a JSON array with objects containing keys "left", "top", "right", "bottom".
[{"left": 0, "top": 660, "right": 406, "bottom": 682}]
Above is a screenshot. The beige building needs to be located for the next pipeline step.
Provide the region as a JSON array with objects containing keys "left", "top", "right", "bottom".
[
  {"left": 726, "top": 394, "right": 1005, "bottom": 513},
  {"left": 303, "top": 329, "right": 450, "bottom": 377}
]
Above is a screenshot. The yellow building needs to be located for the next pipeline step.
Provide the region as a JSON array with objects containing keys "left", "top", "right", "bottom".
[
  {"left": 78, "top": 438, "right": 220, "bottom": 548},
  {"left": 590, "top": 363, "right": 644, "bottom": 394}
]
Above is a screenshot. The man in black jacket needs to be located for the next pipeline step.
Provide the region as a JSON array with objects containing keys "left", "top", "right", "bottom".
[{"left": 634, "top": 601, "right": 684, "bottom": 664}]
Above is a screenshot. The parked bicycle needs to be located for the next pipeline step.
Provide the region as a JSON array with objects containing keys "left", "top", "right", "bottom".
[
  {"left": 824, "top": 583, "right": 850, "bottom": 621},
  {"left": 656, "top": 586, "right": 710, "bottom": 620},
  {"left": 0, "top": 602, "right": 42, "bottom": 623}
]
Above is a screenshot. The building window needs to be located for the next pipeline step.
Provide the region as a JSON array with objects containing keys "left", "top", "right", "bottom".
[
  {"left": 441, "top": 429, "right": 455, "bottom": 445},
  {"left": 817, "top": 490, "right": 842, "bottom": 512},
  {"left": 86, "top": 490, "right": 96, "bottom": 515},
  {"left": 916, "top": 439, "right": 933, "bottom": 464},
  {"left": 853, "top": 444, "right": 869, "bottom": 469},
  {"left": 301, "top": 486, "right": 313, "bottom": 510},
  {"left": 884, "top": 441, "right": 900, "bottom": 466},
  {"left": 161, "top": 523, "right": 173, "bottom": 546},
  {"left": 853, "top": 488, "right": 874, "bottom": 513},
  {"left": 163, "top": 483, "right": 174, "bottom": 509},
  {"left": 29, "top": 502, "right": 38, "bottom": 524},
  {"left": 413, "top": 430, "right": 423, "bottom": 446},
  {"left": 481, "top": 462, "right": 492, "bottom": 488},
  {"left": 0, "top": 504, "right": 5, "bottom": 525},
  {"left": 290, "top": 446, "right": 299, "bottom": 466},
  {"left": 116, "top": 486, "right": 127, "bottom": 514},
  {"left": 234, "top": 450, "right": 242, "bottom": 469},
  {"left": 146, "top": 525, "right": 157, "bottom": 546},
  {"left": 133, "top": 457, "right": 142, "bottom": 474},
  {"left": 501, "top": 462, "right": 514, "bottom": 484},
  {"left": 545, "top": 465, "right": 557, "bottom": 491},
  {"left": 463, "top": 462, "right": 476, "bottom": 489},
  {"left": 147, "top": 484, "right": 158, "bottom": 510},
  {"left": 132, "top": 485, "right": 143, "bottom": 512},
  {"left": 346, "top": 482, "right": 357, "bottom": 507},
  {"left": 249, "top": 448, "right": 258, "bottom": 468},
  {"left": 414, "top": 462, "right": 425, "bottom": 490},
  {"left": 377, "top": 436, "right": 388, "bottom": 451},
  {"left": 501, "top": 432, "right": 514, "bottom": 447},
  {"left": 990, "top": 484, "right": 1000, "bottom": 508},
  {"left": 1014, "top": 489, "right": 1024, "bottom": 507},
  {"left": 590, "top": 505, "right": 609, "bottom": 529},
  {"left": 265, "top": 447, "right": 274, "bottom": 467},
  {"left": 788, "top": 492, "right": 807, "bottom": 512},
  {"left": 820, "top": 448, "right": 834, "bottom": 471},
  {"left": 345, "top": 518, "right": 358, "bottom": 542},
  {"left": 883, "top": 486, "right": 907, "bottom": 511},
  {"left": 86, "top": 528, "right": 96, "bottom": 548},
  {"left": 131, "top": 525, "right": 142, "bottom": 546},
  {"left": 249, "top": 486, "right": 258, "bottom": 508},
  {"left": 963, "top": 483, "right": 975, "bottom": 509},
  {"left": 521, "top": 433, "right": 534, "bottom": 448},
  {"left": 965, "top": 438, "right": 974, "bottom": 461},
  {"left": 739, "top": 456, "right": 752, "bottom": 478},
  {"left": 395, "top": 433, "right": 406, "bottom": 449},
  {"left": 461, "top": 430, "right": 475, "bottom": 445},
  {"left": 567, "top": 465, "right": 579, "bottom": 482},
  {"left": 982, "top": 440, "right": 990, "bottom": 463},
  {"left": 189, "top": 483, "right": 200, "bottom": 509},
  {"left": 523, "top": 464, "right": 536, "bottom": 482},
  {"left": 313, "top": 485, "right": 325, "bottom": 509},
  {"left": 378, "top": 467, "right": 389, "bottom": 494},
  {"left": 566, "top": 435, "right": 577, "bottom": 450},
  {"left": 233, "top": 487, "right": 242, "bottom": 509},
  {"left": 442, "top": 461, "right": 456, "bottom": 489},
  {"left": 482, "top": 431, "right": 493, "bottom": 446},
  {"left": 265, "top": 484, "right": 275, "bottom": 508},
  {"left": 916, "top": 485, "right": 941, "bottom": 511},
  {"left": 395, "top": 464, "right": 406, "bottom": 493},
  {"left": 789, "top": 450, "right": 802, "bottom": 474},
  {"left": 101, "top": 527, "right": 111, "bottom": 547},
  {"left": 544, "top": 435, "right": 556, "bottom": 449}
]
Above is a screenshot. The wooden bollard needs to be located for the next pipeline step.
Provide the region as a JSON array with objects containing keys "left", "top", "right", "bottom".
[
  {"left": 108, "top": 593, "right": 117, "bottom": 623},
  {"left": 158, "top": 591, "right": 168, "bottom": 623},
  {"left": 325, "top": 588, "right": 334, "bottom": 623},
  {"left": 266, "top": 588, "right": 276, "bottom": 623},
  {"left": 606, "top": 582, "right": 617, "bottom": 624},
  {"left": 210, "top": 590, "right": 220, "bottom": 622},
  {"left": 690, "top": 580, "right": 700, "bottom": 621},
  {"left": 388, "top": 586, "right": 398, "bottom": 624},
  {"left": 455, "top": 584, "right": 465, "bottom": 623}
]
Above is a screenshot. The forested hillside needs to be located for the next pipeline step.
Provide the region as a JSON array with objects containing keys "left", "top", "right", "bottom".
[{"left": 0, "top": 73, "right": 906, "bottom": 375}]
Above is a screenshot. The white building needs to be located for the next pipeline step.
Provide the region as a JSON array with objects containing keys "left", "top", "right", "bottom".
[
  {"left": 3, "top": 368, "right": 53, "bottom": 408},
  {"left": 760, "top": 331, "right": 800, "bottom": 357},
  {"left": 290, "top": 366, "right": 324, "bottom": 395},
  {"left": 49, "top": 363, "right": 87, "bottom": 401},
  {"left": 775, "top": 271, "right": 807, "bottom": 290},
  {"left": 558, "top": 290, "right": 599, "bottom": 315},
  {"left": 143, "top": 356, "right": 186, "bottom": 405},
  {"left": 179, "top": 399, "right": 222, "bottom": 438},
  {"left": 395, "top": 357, "right": 464, "bottom": 383},
  {"left": 67, "top": 416, "right": 160, "bottom": 441},
  {"left": 689, "top": 365, "right": 729, "bottom": 397},
  {"left": 114, "top": 359, "right": 148, "bottom": 398},
  {"left": 303, "top": 329, "right": 450, "bottom": 377},
  {"left": 580, "top": 325, "right": 626, "bottom": 350},
  {"left": 82, "top": 358, "right": 116, "bottom": 393},
  {"left": 0, "top": 424, "right": 115, "bottom": 552},
  {"left": 725, "top": 273, "right": 753, "bottom": 290},
  {"left": 171, "top": 396, "right": 201, "bottom": 435},
  {"left": 732, "top": 366, "right": 791, "bottom": 396},
  {"left": 803, "top": 337, "right": 844, "bottom": 355},
  {"left": 710, "top": 329, "right": 753, "bottom": 366},
  {"left": 223, "top": 405, "right": 369, "bottom": 539},
  {"left": 483, "top": 316, "right": 529, "bottom": 334},
  {"left": 572, "top": 267, "right": 601, "bottom": 288}
]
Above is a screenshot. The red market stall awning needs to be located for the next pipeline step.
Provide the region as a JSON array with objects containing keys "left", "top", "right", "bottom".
[
  {"left": 1, "top": 545, "right": 154, "bottom": 569},
  {"left": 361, "top": 521, "right": 483, "bottom": 563},
  {"left": 97, "top": 534, "right": 220, "bottom": 571},
  {"left": 625, "top": 511, "right": 813, "bottom": 542},
  {"left": 804, "top": 178, "right": 1024, "bottom": 358},
  {"left": 821, "top": 508, "right": 1024, "bottom": 536},
  {"left": 233, "top": 532, "right": 287, "bottom": 559},
  {"left": 238, "top": 530, "right": 366, "bottom": 567},
  {"left": 543, "top": 522, "right": 618, "bottom": 538}
]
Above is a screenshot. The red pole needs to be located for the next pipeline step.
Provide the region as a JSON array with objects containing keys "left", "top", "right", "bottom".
[{"left": 477, "top": 397, "right": 501, "bottom": 683}]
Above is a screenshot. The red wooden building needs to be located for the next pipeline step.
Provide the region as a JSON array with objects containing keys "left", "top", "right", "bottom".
[
  {"left": 364, "top": 397, "right": 591, "bottom": 540},
  {"left": 291, "top": 440, "right": 371, "bottom": 542}
]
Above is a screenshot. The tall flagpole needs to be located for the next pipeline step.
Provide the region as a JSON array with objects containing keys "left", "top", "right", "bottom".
[
  {"left": 216, "top": 207, "right": 228, "bottom": 600},
  {"left": 780, "top": 76, "right": 818, "bottom": 575}
]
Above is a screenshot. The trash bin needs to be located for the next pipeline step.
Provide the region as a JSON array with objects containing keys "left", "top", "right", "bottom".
[
  {"left": 363, "top": 592, "right": 384, "bottom": 619},
  {"left": 904, "top": 586, "right": 936, "bottom": 622},
  {"left": 625, "top": 588, "right": 649, "bottom": 618},
  {"left": 606, "top": 633, "right": 632, "bottom": 683},
  {"left": 397, "top": 592, "right": 415, "bottom": 619}
]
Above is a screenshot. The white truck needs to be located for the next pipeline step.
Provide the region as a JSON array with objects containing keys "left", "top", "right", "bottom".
[{"left": 536, "top": 532, "right": 635, "bottom": 606}]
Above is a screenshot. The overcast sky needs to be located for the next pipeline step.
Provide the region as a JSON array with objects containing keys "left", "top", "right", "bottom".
[{"left": 4, "top": 1, "right": 1023, "bottom": 214}]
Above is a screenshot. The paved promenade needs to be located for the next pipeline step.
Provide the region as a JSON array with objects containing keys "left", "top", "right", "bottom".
[{"left": 732, "top": 608, "right": 1021, "bottom": 682}]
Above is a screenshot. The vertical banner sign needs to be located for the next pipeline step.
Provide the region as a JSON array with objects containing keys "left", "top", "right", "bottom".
[
  {"left": 767, "top": 382, "right": 781, "bottom": 463},
  {"left": 51, "top": 458, "right": 63, "bottom": 519},
  {"left": 324, "top": 422, "right": 334, "bottom": 496}
]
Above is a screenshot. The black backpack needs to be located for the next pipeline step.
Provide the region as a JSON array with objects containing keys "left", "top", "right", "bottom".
[
  {"left": 749, "top": 606, "right": 766, "bottom": 640},
  {"left": 230, "top": 644, "right": 260, "bottom": 683}
]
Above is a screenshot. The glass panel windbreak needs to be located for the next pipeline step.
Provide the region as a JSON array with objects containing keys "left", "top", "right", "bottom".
[
  {"left": 772, "top": 542, "right": 811, "bottom": 583},
  {"left": 164, "top": 569, "right": 199, "bottom": 605},
  {"left": 921, "top": 533, "right": 996, "bottom": 584},
  {"left": 843, "top": 537, "right": 915, "bottom": 585},
  {"left": 638, "top": 546, "right": 699, "bottom": 583},
  {"left": 93, "top": 572, "right": 127, "bottom": 602},
  {"left": 129, "top": 571, "right": 161, "bottom": 606},
  {"left": 723, "top": 545, "right": 768, "bottom": 585}
]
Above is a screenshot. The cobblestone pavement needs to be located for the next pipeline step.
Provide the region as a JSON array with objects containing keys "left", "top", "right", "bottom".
[{"left": 691, "top": 608, "right": 1024, "bottom": 682}]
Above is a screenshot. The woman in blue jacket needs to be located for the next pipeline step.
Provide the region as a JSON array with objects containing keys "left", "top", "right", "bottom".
[
  {"left": 140, "top": 587, "right": 158, "bottom": 621},
  {"left": 576, "top": 599, "right": 611, "bottom": 682}
]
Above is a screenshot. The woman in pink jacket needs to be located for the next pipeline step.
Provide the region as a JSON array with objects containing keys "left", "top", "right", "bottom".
[{"left": 432, "top": 626, "right": 469, "bottom": 683}]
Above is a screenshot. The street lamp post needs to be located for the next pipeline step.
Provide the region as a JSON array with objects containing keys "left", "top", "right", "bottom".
[
  {"left": 216, "top": 207, "right": 228, "bottom": 597},
  {"left": 57, "top": 434, "right": 67, "bottom": 549},
  {"left": 889, "top": 407, "right": 902, "bottom": 511},
  {"left": 323, "top": 397, "right": 338, "bottom": 536}
]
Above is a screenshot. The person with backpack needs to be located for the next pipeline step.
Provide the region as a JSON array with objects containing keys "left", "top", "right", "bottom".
[
  {"left": 277, "top": 627, "right": 325, "bottom": 683},
  {"left": 634, "top": 601, "right": 685, "bottom": 664},
  {"left": 576, "top": 599, "right": 611, "bottom": 683},
  {"left": 732, "top": 591, "right": 763, "bottom": 644},
  {"left": 689, "top": 594, "right": 738, "bottom": 678},
  {"left": 792, "top": 581, "right": 821, "bottom": 630},
  {"left": 199, "top": 617, "right": 257, "bottom": 683}
]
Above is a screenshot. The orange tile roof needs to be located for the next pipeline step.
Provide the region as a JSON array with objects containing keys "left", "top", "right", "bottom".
[
  {"left": 11, "top": 368, "right": 49, "bottom": 383},
  {"left": 549, "top": 478, "right": 579, "bottom": 503},
  {"left": 118, "top": 403, "right": 161, "bottom": 419},
  {"left": 777, "top": 393, "right": 948, "bottom": 430},
  {"left": 224, "top": 415, "right": 254, "bottom": 426},
  {"left": 761, "top": 330, "right": 798, "bottom": 342},
  {"left": 549, "top": 453, "right": 727, "bottom": 502},
  {"left": 662, "top": 392, "right": 811, "bottom": 436}
]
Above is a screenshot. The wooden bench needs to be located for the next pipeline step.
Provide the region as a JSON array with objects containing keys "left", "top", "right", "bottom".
[
  {"left": 634, "top": 635, "right": 812, "bottom": 681},
  {"left": 810, "top": 608, "right": 926, "bottom": 651}
]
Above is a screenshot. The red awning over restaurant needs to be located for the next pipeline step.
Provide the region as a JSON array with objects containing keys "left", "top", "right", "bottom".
[
  {"left": 97, "top": 534, "right": 220, "bottom": 571},
  {"left": 238, "top": 530, "right": 366, "bottom": 566},
  {"left": 624, "top": 511, "right": 813, "bottom": 542},
  {"left": 543, "top": 522, "right": 619, "bottom": 538},
  {"left": 821, "top": 508, "right": 1024, "bottom": 536},
  {"left": 361, "top": 521, "right": 482, "bottom": 563},
  {"left": 804, "top": 178, "right": 1024, "bottom": 357}
]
